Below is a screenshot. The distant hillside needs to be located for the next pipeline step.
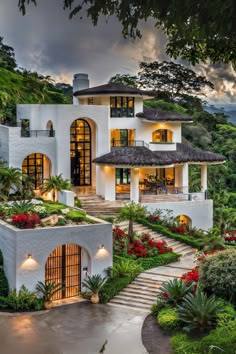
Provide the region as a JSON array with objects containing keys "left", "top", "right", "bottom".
[{"left": 204, "top": 104, "right": 236, "bottom": 125}]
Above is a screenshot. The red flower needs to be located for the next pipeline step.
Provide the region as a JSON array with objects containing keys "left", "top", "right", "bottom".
[{"left": 162, "top": 292, "right": 169, "bottom": 298}]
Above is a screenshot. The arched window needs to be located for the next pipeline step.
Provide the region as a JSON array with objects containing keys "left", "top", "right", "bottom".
[
  {"left": 22, "top": 153, "right": 51, "bottom": 189},
  {"left": 70, "top": 119, "right": 91, "bottom": 186},
  {"left": 152, "top": 129, "right": 173, "bottom": 143}
]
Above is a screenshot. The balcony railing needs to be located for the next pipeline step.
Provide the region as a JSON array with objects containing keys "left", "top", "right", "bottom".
[
  {"left": 21, "top": 129, "right": 55, "bottom": 138},
  {"left": 110, "top": 107, "right": 134, "bottom": 118},
  {"left": 111, "top": 140, "right": 149, "bottom": 148}
]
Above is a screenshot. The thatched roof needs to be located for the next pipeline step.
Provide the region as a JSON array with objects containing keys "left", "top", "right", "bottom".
[
  {"left": 136, "top": 107, "right": 192, "bottom": 122},
  {"left": 93, "top": 143, "right": 225, "bottom": 166},
  {"left": 74, "top": 83, "right": 150, "bottom": 96}
]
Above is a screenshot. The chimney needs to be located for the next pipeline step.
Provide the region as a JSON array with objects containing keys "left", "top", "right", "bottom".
[{"left": 73, "top": 73, "right": 89, "bottom": 105}]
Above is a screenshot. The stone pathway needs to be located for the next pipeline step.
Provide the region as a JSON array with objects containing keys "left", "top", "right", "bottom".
[{"left": 110, "top": 221, "right": 196, "bottom": 311}]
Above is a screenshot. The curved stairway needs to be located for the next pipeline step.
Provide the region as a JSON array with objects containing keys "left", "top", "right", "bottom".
[{"left": 109, "top": 221, "right": 196, "bottom": 311}]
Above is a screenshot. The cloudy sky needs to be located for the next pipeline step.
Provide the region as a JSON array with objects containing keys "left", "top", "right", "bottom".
[{"left": 1, "top": 0, "right": 236, "bottom": 105}]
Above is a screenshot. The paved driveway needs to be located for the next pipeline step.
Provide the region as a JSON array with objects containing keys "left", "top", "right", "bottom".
[{"left": 0, "top": 302, "right": 148, "bottom": 354}]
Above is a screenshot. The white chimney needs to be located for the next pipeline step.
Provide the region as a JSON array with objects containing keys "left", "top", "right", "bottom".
[{"left": 73, "top": 73, "right": 89, "bottom": 105}]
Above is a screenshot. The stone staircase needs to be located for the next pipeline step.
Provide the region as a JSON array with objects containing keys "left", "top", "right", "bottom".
[
  {"left": 79, "top": 194, "right": 124, "bottom": 218},
  {"left": 109, "top": 221, "right": 196, "bottom": 311},
  {"left": 117, "top": 221, "right": 195, "bottom": 256}
]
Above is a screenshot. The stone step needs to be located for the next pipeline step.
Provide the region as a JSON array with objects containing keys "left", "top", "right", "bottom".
[
  {"left": 111, "top": 294, "right": 154, "bottom": 306},
  {"left": 109, "top": 299, "right": 151, "bottom": 311},
  {"left": 127, "top": 283, "right": 160, "bottom": 294},
  {"left": 118, "top": 290, "right": 157, "bottom": 301}
]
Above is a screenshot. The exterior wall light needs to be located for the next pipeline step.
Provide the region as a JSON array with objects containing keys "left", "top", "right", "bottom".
[
  {"left": 27, "top": 254, "right": 32, "bottom": 259},
  {"left": 100, "top": 244, "right": 105, "bottom": 249}
]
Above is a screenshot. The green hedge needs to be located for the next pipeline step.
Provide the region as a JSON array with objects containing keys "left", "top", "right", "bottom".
[
  {"left": 171, "top": 320, "right": 236, "bottom": 354},
  {"left": 157, "top": 308, "right": 180, "bottom": 331},
  {"left": 99, "top": 275, "right": 135, "bottom": 303},
  {"left": 136, "top": 252, "right": 180, "bottom": 270},
  {"left": 137, "top": 218, "right": 202, "bottom": 249}
]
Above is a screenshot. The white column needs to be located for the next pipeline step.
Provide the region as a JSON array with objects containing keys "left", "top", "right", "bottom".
[
  {"left": 130, "top": 168, "right": 140, "bottom": 203},
  {"left": 103, "top": 166, "right": 116, "bottom": 201},
  {"left": 182, "top": 163, "right": 189, "bottom": 194},
  {"left": 201, "top": 164, "right": 207, "bottom": 192}
]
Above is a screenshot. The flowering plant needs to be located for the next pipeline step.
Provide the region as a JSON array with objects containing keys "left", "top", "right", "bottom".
[
  {"left": 11, "top": 213, "right": 41, "bottom": 229},
  {"left": 224, "top": 231, "right": 236, "bottom": 243},
  {"left": 113, "top": 227, "right": 172, "bottom": 258}
]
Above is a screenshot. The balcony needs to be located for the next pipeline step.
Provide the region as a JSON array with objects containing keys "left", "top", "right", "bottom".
[
  {"left": 21, "top": 129, "right": 55, "bottom": 138},
  {"left": 111, "top": 140, "right": 149, "bottom": 148}
]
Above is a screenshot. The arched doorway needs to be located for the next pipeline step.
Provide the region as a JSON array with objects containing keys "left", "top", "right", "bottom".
[
  {"left": 70, "top": 119, "right": 92, "bottom": 186},
  {"left": 176, "top": 215, "right": 192, "bottom": 228},
  {"left": 45, "top": 244, "right": 81, "bottom": 300},
  {"left": 22, "top": 153, "right": 51, "bottom": 190}
]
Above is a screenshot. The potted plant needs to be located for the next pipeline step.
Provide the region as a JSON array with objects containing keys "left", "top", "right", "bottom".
[
  {"left": 36, "top": 281, "right": 62, "bottom": 309},
  {"left": 82, "top": 274, "right": 106, "bottom": 304}
]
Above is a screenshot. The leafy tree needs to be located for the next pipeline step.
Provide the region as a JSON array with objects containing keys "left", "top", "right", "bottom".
[
  {"left": 41, "top": 174, "right": 72, "bottom": 201},
  {"left": 109, "top": 74, "right": 139, "bottom": 88},
  {"left": 18, "top": 1, "right": 236, "bottom": 67},
  {"left": 116, "top": 201, "right": 146, "bottom": 238},
  {"left": 138, "top": 61, "right": 214, "bottom": 99},
  {"left": 0, "top": 37, "right": 16, "bottom": 70}
]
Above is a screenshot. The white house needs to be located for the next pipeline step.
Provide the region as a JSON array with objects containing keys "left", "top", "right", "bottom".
[{"left": 0, "top": 73, "right": 225, "bottom": 230}]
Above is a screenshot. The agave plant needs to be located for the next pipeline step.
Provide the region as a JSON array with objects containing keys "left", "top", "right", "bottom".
[
  {"left": 11, "top": 200, "right": 34, "bottom": 215},
  {"left": 36, "top": 281, "right": 62, "bottom": 302},
  {"left": 177, "top": 290, "right": 223, "bottom": 332},
  {"left": 157, "top": 278, "right": 194, "bottom": 306}
]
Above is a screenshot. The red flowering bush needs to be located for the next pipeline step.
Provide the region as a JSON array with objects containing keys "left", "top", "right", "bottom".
[
  {"left": 12, "top": 213, "right": 40, "bottom": 229},
  {"left": 224, "top": 231, "right": 236, "bottom": 243},
  {"left": 171, "top": 225, "right": 188, "bottom": 235},
  {"left": 148, "top": 214, "right": 160, "bottom": 224},
  {"left": 113, "top": 227, "right": 172, "bottom": 258}
]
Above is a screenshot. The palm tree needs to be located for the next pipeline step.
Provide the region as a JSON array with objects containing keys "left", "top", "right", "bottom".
[
  {"left": 21, "top": 173, "right": 35, "bottom": 198},
  {"left": 214, "top": 207, "right": 236, "bottom": 237},
  {"left": 0, "top": 166, "right": 23, "bottom": 197},
  {"left": 40, "top": 174, "right": 72, "bottom": 202},
  {"left": 116, "top": 201, "right": 147, "bottom": 238}
]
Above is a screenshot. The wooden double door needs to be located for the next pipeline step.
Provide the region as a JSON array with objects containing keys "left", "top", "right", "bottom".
[{"left": 45, "top": 244, "right": 81, "bottom": 300}]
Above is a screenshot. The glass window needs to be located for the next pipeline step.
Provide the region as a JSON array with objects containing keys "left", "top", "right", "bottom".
[{"left": 110, "top": 97, "right": 135, "bottom": 117}]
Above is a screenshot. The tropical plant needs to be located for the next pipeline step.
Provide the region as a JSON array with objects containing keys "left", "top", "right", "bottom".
[
  {"left": 7, "top": 285, "right": 38, "bottom": 311},
  {"left": 109, "top": 258, "right": 142, "bottom": 278},
  {"left": 36, "top": 281, "right": 62, "bottom": 302},
  {"left": 198, "top": 249, "right": 236, "bottom": 304},
  {"left": 157, "top": 278, "right": 194, "bottom": 306},
  {"left": 214, "top": 207, "right": 236, "bottom": 237},
  {"left": 82, "top": 274, "right": 106, "bottom": 304},
  {"left": 11, "top": 200, "right": 33, "bottom": 215},
  {"left": 0, "top": 166, "right": 23, "bottom": 197},
  {"left": 41, "top": 174, "right": 72, "bottom": 201},
  {"left": 177, "top": 291, "right": 223, "bottom": 333},
  {"left": 116, "top": 201, "right": 147, "bottom": 238},
  {"left": 198, "top": 229, "right": 225, "bottom": 251}
]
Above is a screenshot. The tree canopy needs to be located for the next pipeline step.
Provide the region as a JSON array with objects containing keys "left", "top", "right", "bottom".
[
  {"left": 0, "top": 37, "right": 16, "bottom": 70},
  {"left": 18, "top": 0, "right": 236, "bottom": 68},
  {"left": 109, "top": 74, "right": 139, "bottom": 88}
]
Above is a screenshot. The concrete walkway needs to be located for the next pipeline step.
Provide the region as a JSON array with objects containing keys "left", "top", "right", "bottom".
[{"left": 0, "top": 302, "right": 148, "bottom": 354}]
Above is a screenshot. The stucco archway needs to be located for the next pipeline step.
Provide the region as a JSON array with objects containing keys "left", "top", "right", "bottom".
[
  {"left": 175, "top": 214, "right": 192, "bottom": 228},
  {"left": 45, "top": 243, "right": 91, "bottom": 300},
  {"left": 22, "top": 153, "right": 51, "bottom": 190}
]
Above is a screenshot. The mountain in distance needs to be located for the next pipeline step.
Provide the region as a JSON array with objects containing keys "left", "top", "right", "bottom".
[{"left": 204, "top": 103, "right": 236, "bottom": 125}]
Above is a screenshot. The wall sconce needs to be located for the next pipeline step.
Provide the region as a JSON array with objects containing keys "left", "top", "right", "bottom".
[
  {"left": 100, "top": 244, "right": 105, "bottom": 249},
  {"left": 27, "top": 254, "right": 32, "bottom": 259}
]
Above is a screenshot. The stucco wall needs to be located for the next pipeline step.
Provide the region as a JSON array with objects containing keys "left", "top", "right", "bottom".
[
  {"left": 0, "top": 125, "right": 10, "bottom": 163},
  {"left": 143, "top": 200, "right": 213, "bottom": 230},
  {"left": 0, "top": 220, "right": 112, "bottom": 292}
]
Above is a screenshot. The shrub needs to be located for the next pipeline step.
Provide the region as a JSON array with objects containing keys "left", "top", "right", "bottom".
[
  {"left": 177, "top": 291, "right": 222, "bottom": 333},
  {"left": 56, "top": 217, "right": 68, "bottom": 226},
  {"left": 11, "top": 213, "right": 40, "bottom": 229},
  {"left": 151, "top": 300, "right": 168, "bottom": 316},
  {"left": 157, "top": 308, "right": 180, "bottom": 331},
  {"left": 171, "top": 320, "right": 236, "bottom": 354},
  {"left": 33, "top": 205, "right": 49, "bottom": 218},
  {"left": 158, "top": 279, "right": 194, "bottom": 306},
  {"left": 66, "top": 210, "right": 86, "bottom": 222},
  {"left": 0, "top": 296, "right": 8, "bottom": 309},
  {"left": 109, "top": 258, "right": 143, "bottom": 278},
  {"left": 198, "top": 249, "right": 236, "bottom": 303},
  {"left": 137, "top": 253, "right": 180, "bottom": 270},
  {"left": 7, "top": 286, "right": 38, "bottom": 311},
  {"left": 0, "top": 269, "right": 9, "bottom": 296},
  {"left": 99, "top": 275, "right": 134, "bottom": 303}
]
